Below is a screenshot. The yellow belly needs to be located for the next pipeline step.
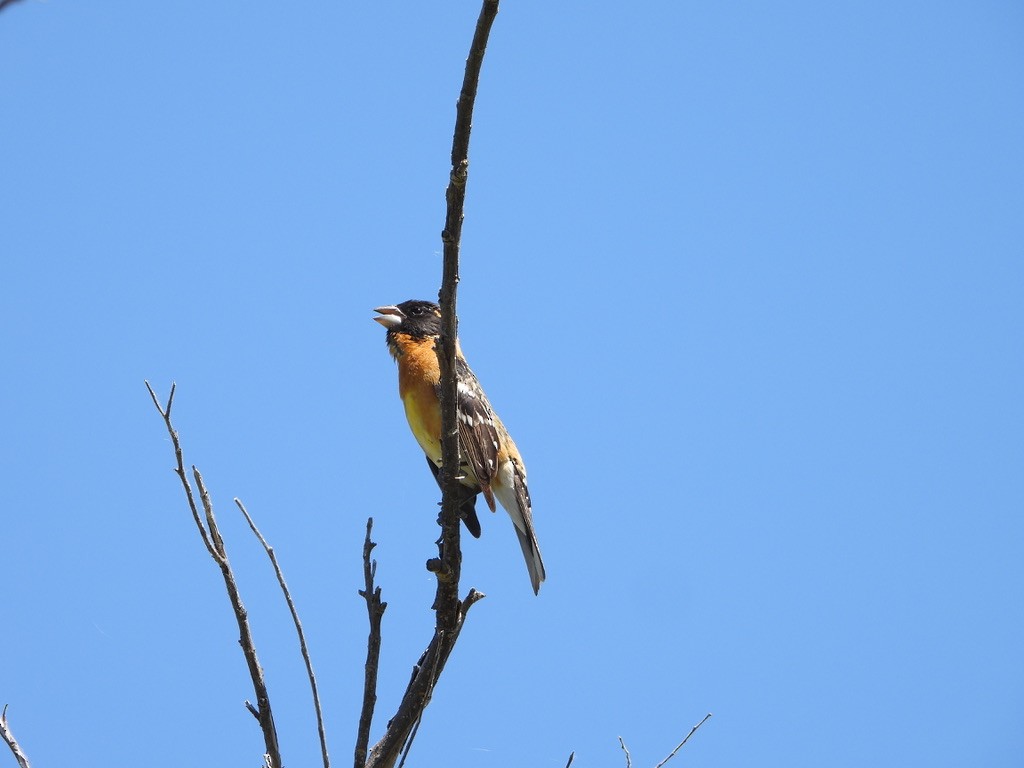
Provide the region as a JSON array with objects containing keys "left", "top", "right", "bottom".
[
  {"left": 403, "top": 391, "right": 442, "bottom": 464},
  {"left": 402, "top": 389, "right": 480, "bottom": 488}
]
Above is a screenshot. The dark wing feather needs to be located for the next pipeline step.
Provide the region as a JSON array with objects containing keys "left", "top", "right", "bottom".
[
  {"left": 424, "top": 455, "right": 482, "bottom": 538},
  {"left": 447, "top": 357, "right": 501, "bottom": 511},
  {"left": 508, "top": 461, "right": 545, "bottom": 594}
]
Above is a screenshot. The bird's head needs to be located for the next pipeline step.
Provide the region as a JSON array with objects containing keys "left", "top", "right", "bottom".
[{"left": 373, "top": 300, "right": 442, "bottom": 339}]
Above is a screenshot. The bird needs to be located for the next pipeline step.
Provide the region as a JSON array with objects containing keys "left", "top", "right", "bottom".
[{"left": 373, "top": 299, "right": 546, "bottom": 594}]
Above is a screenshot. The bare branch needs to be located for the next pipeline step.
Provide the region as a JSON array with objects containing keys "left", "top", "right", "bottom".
[
  {"left": 364, "top": 589, "right": 485, "bottom": 768},
  {"left": 618, "top": 736, "right": 632, "bottom": 768},
  {"left": 434, "top": 0, "right": 500, "bottom": 641},
  {"left": 0, "top": 706, "right": 31, "bottom": 768},
  {"left": 194, "top": 467, "right": 227, "bottom": 558},
  {"left": 365, "top": 3, "right": 499, "bottom": 765},
  {"left": 435, "top": 0, "right": 502, "bottom": 610},
  {"left": 146, "top": 382, "right": 282, "bottom": 768},
  {"left": 395, "top": 636, "right": 443, "bottom": 768},
  {"left": 145, "top": 381, "right": 219, "bottom": 560},
  {"left": 653, "top": 713, "right": 713, "bottom": 768},
  {"left": 236, "top": 498, "right": 330, "bottom": 768},
  {"left": 564, "top": 752, "right": 576, "bottom": 768},
  {"left": 192, "top": 469, "right": 281, "bottom": 766},
  {"left": 354, "top": 518, "right": 387, "bottom": 768}
]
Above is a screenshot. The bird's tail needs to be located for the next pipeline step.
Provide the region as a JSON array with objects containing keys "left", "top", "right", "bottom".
[
  {"left": 495, "top": 463, "right": 546, "bottom": 594},
  {"left": 459, "top": 494, "right": 482, "bottom": 539},
  {"left": 514, "top": 523, "right": 546, "bottom": 595}
]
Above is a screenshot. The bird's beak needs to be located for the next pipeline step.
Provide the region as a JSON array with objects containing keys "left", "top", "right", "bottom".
[{"left": 373, "top": 305, "right": 405, "bottom": 329}]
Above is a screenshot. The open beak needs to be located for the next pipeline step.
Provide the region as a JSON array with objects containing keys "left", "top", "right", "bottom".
[{"left": 373, "top": 305, "right": 405, "bottom": 329}]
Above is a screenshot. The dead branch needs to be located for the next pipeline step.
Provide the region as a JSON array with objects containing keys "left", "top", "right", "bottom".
[
  {"left": 618, "top": 736, "right": 633, "bottom": 768},
  {"left": 144, "top": 382, "right": 218, "bottom": 559},
  {"left": 394, "top": 638, "right": 442, "bottom": 768},
  {"left": 0, "top": 706, "right": 31, "bottom": 768},
  {"left": 362, "top": 2, "right": 499, "bottom": 766},
  {"left": 617, "top": 713, "right": 712, "bottom": 768},
  {"left": 653, "top": 713, "right": 713, "bottom": 768},
  {"left": 145, "top": 381, "right": 282, "bottom": 768},
  {"left": 435, "top": 0, "right": 501, "bottom": 619},
  {"left": 354, "top": 518, "right": 387, "bottom": 768},
  {"left": 432, "top": 0, "right": 502, "bottom": 619},
  {"left": 236, "top": 498, "right": 330, "bottom": 768},
  {"left": 363, "top": 589, "right": 485, "bottom": 768}
]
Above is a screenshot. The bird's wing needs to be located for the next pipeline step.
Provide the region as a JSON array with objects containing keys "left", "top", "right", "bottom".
[
  {"left": 440, "top": 356, "right": 502, "bottom": 512},
  {"left": 424, "top": 455, "right": 482, "bottom": 538}
]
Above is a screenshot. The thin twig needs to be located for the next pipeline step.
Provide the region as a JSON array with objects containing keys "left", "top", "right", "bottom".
[
  {"left": 564, "top": 751, "right": 575, "bottom": 768},
  {"left": 364, "top": 590, "right": 485, "bottom": 768},
  {"left": 145, "top": 382, "right": 282, "bottom": 768},
  {"left": 145, "top": 381, "right": 218, "bottom": 560},
  {"left": 395, "top": 631, "right": 444, "bottom": 768},
  {"left": 237, "top": 498, "right": 330, "bottom": 768},
  {"left": 194, "top": 467, "right": 226, "bottom": 557},
  {"left": 653, "top": 713, "right": 713, "bottom": 768},
  {"left": 355, "top": 518, "right": 387, "bottom": 768},
  {"left": 618, "top": 736, "right": 632, "bottom": 768},
  {"left": 0, "top": 705, "right": 31, "bottom": 768},
  {"left": 192, "top": 469, "right": 281, "bottom": 768}
]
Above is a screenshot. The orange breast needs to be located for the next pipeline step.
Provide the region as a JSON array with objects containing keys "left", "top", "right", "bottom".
[{"left": 395, "top": 334, "right": 443, "bottom": 463}]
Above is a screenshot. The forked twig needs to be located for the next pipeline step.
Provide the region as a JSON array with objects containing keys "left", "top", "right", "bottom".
[
  {"left": 617, "top": 713, "right": 712, "bottom": 768},
  {"left": 395, "top": 634, "right": 444, "bottom": 768},
  {"left": 354, "top": 518, "right": 387, "bottom": 768},
  {"left": 144, "top": 382, "right": 218, "bottom": 559},
  {"left": 236, "top": 498, "right": 330, "bottom": 768},
  {"left": 364, "top": 589, "right": 485, "bottom": 768},
  {"left": 145, "top": 381, "right": 282, "bottom": 768}
]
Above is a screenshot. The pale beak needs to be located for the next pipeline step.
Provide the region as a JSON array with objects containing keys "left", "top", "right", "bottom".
[{"left": 373, "top": 305, "right": 405, "bottom": 329}]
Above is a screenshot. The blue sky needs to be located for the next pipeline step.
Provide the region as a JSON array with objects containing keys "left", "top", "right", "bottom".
[{"left": 2, "top": 1, "right": 1022, "bottom": 766}]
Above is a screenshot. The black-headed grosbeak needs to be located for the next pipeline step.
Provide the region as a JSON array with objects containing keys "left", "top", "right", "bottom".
[{"left": 373, "top": 299, "right": 546, "bottom": 594}]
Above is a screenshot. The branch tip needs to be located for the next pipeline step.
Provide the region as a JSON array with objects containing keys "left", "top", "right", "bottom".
[
  {"left": 0, "top": 703, "right": 31, "bottom": 768},
  {"left": 236, "top": 497, "right": 330, "bottom": 768},
  {"left": 147, "top": 383, "right": 281, "bottom": 766},
  {"left": 653, "top": 713, "right": 713, "bottom": 768},
  {"left": 618, "top": 736, "right": 633, "bottom": 768}
]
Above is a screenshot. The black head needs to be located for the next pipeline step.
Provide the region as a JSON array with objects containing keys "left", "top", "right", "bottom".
[{"left": 373, "top": 300, "right": 442, "bottom": 338}]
